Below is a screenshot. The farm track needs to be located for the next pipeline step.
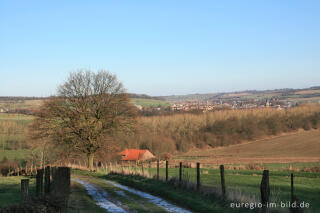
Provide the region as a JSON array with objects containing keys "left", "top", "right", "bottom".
[
  {"left": 72, "top": 179, "right": 127, "bottom": 213},
  {"left": 72, "top": 176, "right": 193, "bottom": 213}
]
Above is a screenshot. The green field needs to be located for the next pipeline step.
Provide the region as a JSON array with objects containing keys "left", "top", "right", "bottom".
[
  {"left": 0, "top": 176, "right": 36, "bottom": 207},
  {"left": 73, "top": 169, "right": 320, "bottom": 212},
  {"left": 0, "top": 113, "right": 34, "bottom": 121},
  {"left": 137, "top": 167, "right": 320, "bottom": 212},
  {"left": 0, "top": 98, "right": 171, "bottom": 109},
  {"left": 0, "top": 99, "right": 43, "bottom": 111},
  {"left": 0, "top": 113, "right": 34, "bottom": 162},
  {"left": 0, "top": 150, "right": 32, "bottom": 161},
  {"left": 132, "top": 98, "right": 170, "bottom": 107},
  {"left": 0, "top": 97, "right": 172, "bottom": 113}
]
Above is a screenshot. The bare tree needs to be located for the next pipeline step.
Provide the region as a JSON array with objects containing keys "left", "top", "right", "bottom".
[{"left": 29, "top": 70, "right": 137, "bottom": 170}]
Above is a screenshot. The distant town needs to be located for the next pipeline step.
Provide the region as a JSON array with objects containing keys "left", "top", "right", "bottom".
[
  {"left": 1, "top": 86, "right": 320, "bottom": 115},
  {"left": 169, "top": 99, "right": 293, "bottom": 112},
  {"left": 135, "top": 86, "right": 320, "bottom": 114}
]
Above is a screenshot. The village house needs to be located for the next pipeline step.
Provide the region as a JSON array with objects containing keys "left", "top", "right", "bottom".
[{"left": 119, "top": 149, "right": 155, "bottom": 162}]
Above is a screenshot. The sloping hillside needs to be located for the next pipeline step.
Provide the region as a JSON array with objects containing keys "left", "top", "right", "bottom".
[{"left": 177, "top": 130, "right": 320, "bottom": 164}]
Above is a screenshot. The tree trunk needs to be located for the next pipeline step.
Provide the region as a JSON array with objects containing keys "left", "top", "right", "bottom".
[{"left": 87, "top": 153, "right": 94, "bottom": 170}]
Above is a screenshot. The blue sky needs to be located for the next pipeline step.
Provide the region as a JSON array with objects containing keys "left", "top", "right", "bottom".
[{"left": 1, "top": 0, "right": 319, "bottom": 96}]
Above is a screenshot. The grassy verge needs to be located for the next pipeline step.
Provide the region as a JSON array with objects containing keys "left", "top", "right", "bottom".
[
  {"left": 0, "top": 176, "right": 36, "bottom": 207},
  {"left": 68, "top": 181, "right": 106, "bottom": 213},
  {"left": 146, "top": 167, "right": 320, "bottom": 212},
  {"left": 253, "top": 162, "right": 320, "bottom": 171}
]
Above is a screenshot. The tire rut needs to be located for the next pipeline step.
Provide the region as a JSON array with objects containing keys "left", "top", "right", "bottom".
[{"left": 72, "top": 178, "right": 127, "bottom": 213}]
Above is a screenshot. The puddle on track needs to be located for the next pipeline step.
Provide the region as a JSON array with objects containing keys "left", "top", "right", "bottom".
[
  {"left": 116, "top": 190, "right": 128, "bottom": 197},
  {"left": 101, "top": 179, "right": 193, "bottom": 213},
  {"left": 72, "top": 178, "right": 127, "bottom": 213}
]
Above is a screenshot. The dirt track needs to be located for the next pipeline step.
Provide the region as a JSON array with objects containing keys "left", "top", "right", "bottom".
[{"left": 72, "top": 177, "right": 192, "bottom": 213}]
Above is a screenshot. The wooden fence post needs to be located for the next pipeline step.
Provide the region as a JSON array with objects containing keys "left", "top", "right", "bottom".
[
  {"left": 121, "top": 161, "right": 124, "bottom": 174},
  {"left": 50, "top": 167, "right": 56, "bottom": 193},
  {"left": 260, "top": 170, "right": 270, "bottom": 213},
  {"left": 179, "top": 162, "right": 182, "bottom": 186},
  {"left": 135, "top": 161, "right": 137, "bottom": 174},
  {"left": 141, "top": 162, "right": 144, "bottom": 176},
  {"left": 166, "top": 160, "right": 168, "bottom": 182},
  {"left": 156, "top": 160, "right": 159, "bottom": 181},
  {"left": 291, "top": 173, "right": 294, "bottom": 201},
  {"left": 36, "top": 169, "right": 44, "bottom": 196},
  {"left": 21, "top": 179, "right": 29, "bottom": 202},
  {"left": 109, "top": 162, "right": 112, "bottom": 173},
  {"left": 220, "top": 165, "right": 226, "bottom": 199},
  {"left": 289, "top": 173, "right": 298, "bottom": 213},
  {"left": 51, "top": 167, "right": 56, "bottom": 180},
  {"left": 196, "top": 162, "right": 200, "bottom": 191},
  {"left": 105, "top": 162, "right": 108, "bottom": 173},
  {"left": 52, "top": 167, "right": 71, "bottom": 213},
  {"left": 45, "top": 166, "right": 51, "bottom": 194}
]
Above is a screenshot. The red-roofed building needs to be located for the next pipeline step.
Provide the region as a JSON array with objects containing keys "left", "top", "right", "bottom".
[{"left": 119, "top": 149, "right": 155, "bottom": 161}]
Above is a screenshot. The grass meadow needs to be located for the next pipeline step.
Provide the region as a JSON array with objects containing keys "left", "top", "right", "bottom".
[
  {"left": 0, "top": 98, "right": 169, "bottom": 110},
  {"left": 124, "top": 166, "right": 319, "bottom": 212},
  {"left": 0, "top": 99, "right": 42, "bottom": 111},
  {"left": 73, "top": 168, "right": 320, "bottom": 212},
  {"left": 0, "top": 113, "right": 34, "bottom": 162},
  {"left": 131, "top": 98, "right": 170, "bottom": 107},
  {"left": 0, "top": 176, "right": 36, "bottom": 207}
]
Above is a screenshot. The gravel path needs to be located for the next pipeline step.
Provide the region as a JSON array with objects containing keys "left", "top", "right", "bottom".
[
  {"left": 73, "top": 177, "right": 193, "bottom": 213},
  {"left": 100, "top": 179, "right": 193, "bottom": 213},
  {"left": 72, "top": 179, "right": 127, "bottom": 213}
]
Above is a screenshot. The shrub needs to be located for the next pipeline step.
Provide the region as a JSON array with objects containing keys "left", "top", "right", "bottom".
[{"left": 0, "top": 163, "right": 10, "bottom": 176}]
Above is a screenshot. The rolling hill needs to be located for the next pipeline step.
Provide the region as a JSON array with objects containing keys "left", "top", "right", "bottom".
[{"left": 176, "top": 129, "right": 320, "bottom": 164}]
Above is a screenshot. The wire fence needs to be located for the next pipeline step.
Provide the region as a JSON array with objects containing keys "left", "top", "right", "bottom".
[
  {"left": 6, "top": 160, "right": 317, "bottom": 212},
  {"left": 102, "top": 160, "right": 315, "bottom": 213}
]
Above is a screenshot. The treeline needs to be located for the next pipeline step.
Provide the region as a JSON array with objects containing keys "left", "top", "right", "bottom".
[
  {"left": 128, "top": 93, "right": 165, "bottom": 100},
  {"left": 0, "top": 157, "right": 28, "bottom": 176},
  {"left": 119, "top": 104, "right": 320, "bottom": 154},
  {"left": 0, "top": 96, "right": 46, "bottom": 101}
]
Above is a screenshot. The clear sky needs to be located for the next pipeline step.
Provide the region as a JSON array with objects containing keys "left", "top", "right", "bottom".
[{"left": 1, "top": 0, "right": 319, "bottom": 96}]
